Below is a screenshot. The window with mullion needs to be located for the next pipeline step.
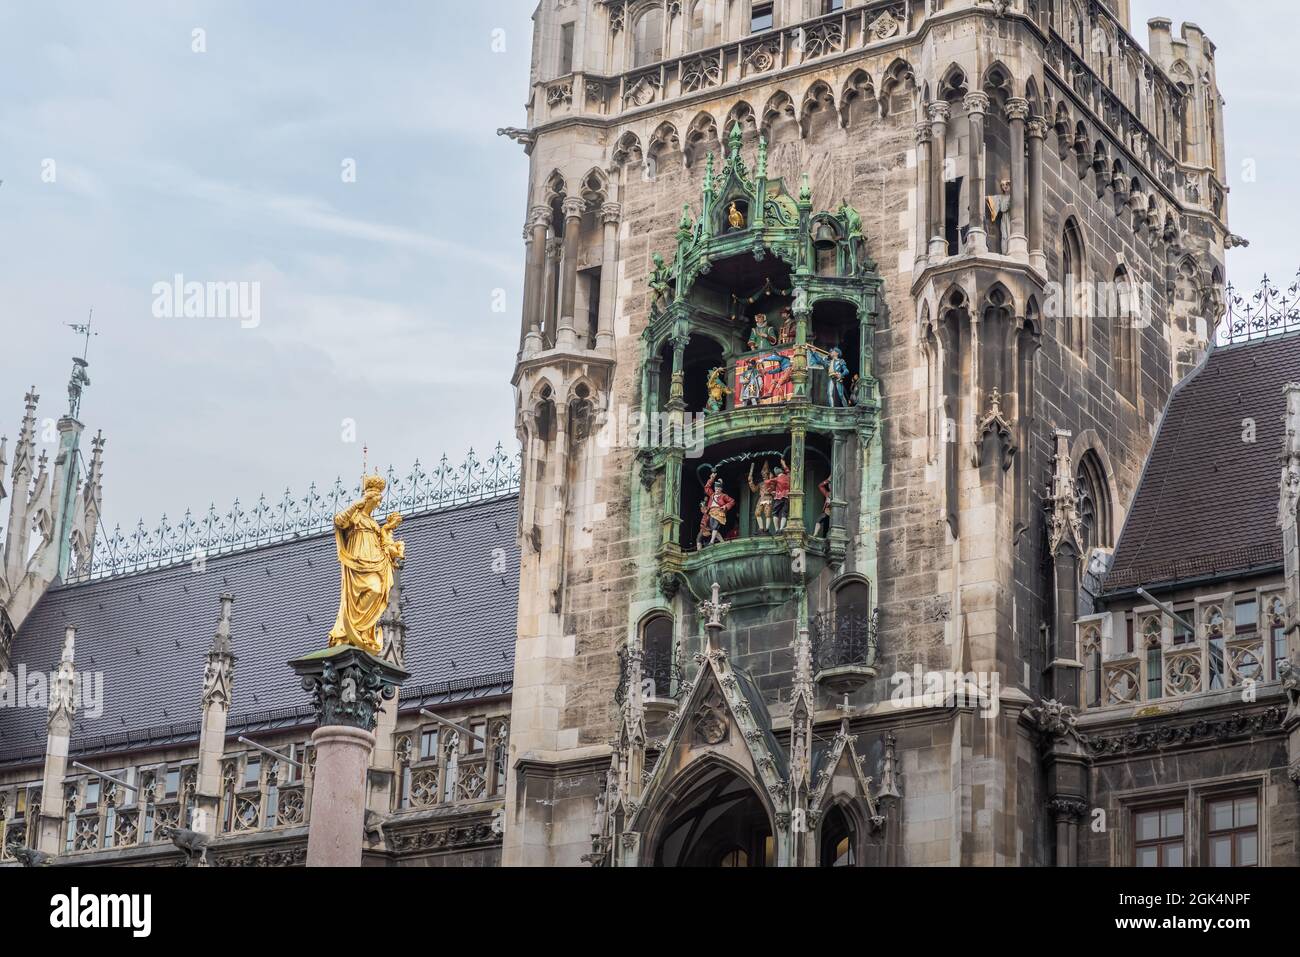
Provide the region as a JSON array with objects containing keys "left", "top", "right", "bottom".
[
  {"left": 1206, "top": 794, "right": 1258, "bottom": 867},
  {"left": 1133, "top": 803, "right": 1184, "bottom": 867}
]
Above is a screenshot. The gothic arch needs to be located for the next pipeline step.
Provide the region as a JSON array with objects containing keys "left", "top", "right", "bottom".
[
  {"left": 760, "top": 90, "right": 798, "bottom": 142},
  {"left": 579, "top": 167, "right": 609, "bottom": 206},
  {"left": 982, "top": 61, "right": 1016, "bottom": 102},
  {"left": 1069, "top": 430, "right": 1121, "bottom": 552},
  {"left": 638, "top": 753, "right": 777, "bottom": 868},
  {"left": 937, "top": 63, "right": 969, "bottom": 103},
  {"left": 684, "top": 110, "right": 720, "bottom": 168},
  {"left": 800, "top": 80, "right": 836, "bottom": 138},
  {"left": 878, "top": 58, "right": 916, "bottom": 116},
  {"left": 648, "top": 121, "right": 683, "bottom": 169},
  {"left": 724, "top": 101, "right": 758, "bottom": 139},
  {"left": 612, "top": 130, "right": 644, "bottom": 167},
  {"left": 839, "top": 69, "right": 876, "bottom": 128},
  {"left": 542, "top": 169, "right": 567, "bottom": 204}
]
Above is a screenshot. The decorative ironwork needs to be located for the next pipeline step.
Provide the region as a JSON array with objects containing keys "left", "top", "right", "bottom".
[
  {"left": 810, "top": 609, "right": 879, "bottom": 673},
  {"left": 1216, "top": 270, "right": 1300, "bottom": 345},
  {"left": 68, "top": 444, "right": 520, "bottom": 583},
  {"left": 615, "top": 646, "right": 685, "bottom": 703}
]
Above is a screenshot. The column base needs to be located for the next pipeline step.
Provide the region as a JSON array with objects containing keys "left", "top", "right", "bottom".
[
  {"left": 1029, "top": 251, "right": 1047, "bottom": 274},
  {"left": 928, "top": 237, "right": 949, "bottom": 258},
  {"left": 1009, "top": 233, "right": 1028, "bottom": 257},
  {"left": 965, "top": 228, "right": 988, "bottom": 254}
]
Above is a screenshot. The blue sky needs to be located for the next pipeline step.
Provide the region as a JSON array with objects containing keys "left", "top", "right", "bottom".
[{"left": 0, "top": 1, "right": 1292, "bottom": 533}]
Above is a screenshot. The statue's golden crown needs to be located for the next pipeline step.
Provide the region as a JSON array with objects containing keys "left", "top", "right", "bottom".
[{"left": 362, "top": 474, "right": 386, "bottom": 494}]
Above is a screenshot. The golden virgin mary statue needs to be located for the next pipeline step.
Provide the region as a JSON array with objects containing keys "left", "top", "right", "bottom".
[{"left": 327, "top": 474, "right": 405, "bottom": 654}]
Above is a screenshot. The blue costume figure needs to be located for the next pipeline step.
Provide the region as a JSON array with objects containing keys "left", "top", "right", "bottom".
[
  {"left": 808, "top": 346, "right": 851, "bottom": 407},
  {"left": 739, "top": 359, "right": 763, "bottom": 407}
]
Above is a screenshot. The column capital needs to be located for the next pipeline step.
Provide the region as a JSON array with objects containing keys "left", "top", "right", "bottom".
[
  {"left": 561, "top": 196, "right": 586, "bottom": 220},
  {"left": 527, "top": 205, "right": 553, "bottom": 231},
  {"left": 927, "top": 100, "right": 950, "bottom": 123},
  {"left": 963, "top": 91, "right": 990, "bottom": 116},
  {"left": 1005, "top": 97, "right": 1030, "bottom": 122},
  {"left": 545, "top": 236, "right": 564, "bottom": 260},
  {"left": 1027, "top": 117, "right": 1049, "bottom": 140},
  {"left": 600, "top": 202, "right": 623, "bottom": 225},
  {"left": 290, "top": 645, "right": 408, "bottom": 733},
  {"left": 914, "top": 122, "right": 932, "bottom": 144}
]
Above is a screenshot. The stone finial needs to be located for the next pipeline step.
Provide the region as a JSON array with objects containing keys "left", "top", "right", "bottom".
[
  {"left": 48, "top": 626, "right": 77, "bottom": 725},
  {"left": 877, "top": 731, "right": 901, "bottom": 800},
  {"left": 202, "top": 594, "right": 237, "bottom": 711},
  {"left": 1045, "top": 429, "right": 1084, "bottom": 557}
]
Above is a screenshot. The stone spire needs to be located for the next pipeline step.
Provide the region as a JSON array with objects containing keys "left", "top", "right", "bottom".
[
  {"left": 194, "top": 594, "right": 237, "bottom": 836},
  {"left": 1044, "top": 429, "right": 1083, "bottom": 709},
  {"left": 37, "top": 626, "right": 77, "bottom": 855},
  {"left": 70, "top": 430, "right": 105, "bottom": 575},
  {"left": 2, "top": 388, "right": 39, "bottom": 593}
]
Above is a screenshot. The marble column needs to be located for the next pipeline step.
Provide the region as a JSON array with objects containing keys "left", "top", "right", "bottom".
[
  {"left": 927, "top": 101, "right": 950, "bottom": 258},
  {"left": 1006, "top": 97, "right": 1029, "bottom": 257},
  {"left": 914, "top": 122, "right": 932, "bottom": 269},
  {"left": 596, "top": 202, "right": 621, "bottom": 353},
  {"left": 290, "top": 645, "right": 408, "bottom": 867},
  {"left": 543, "top": 237, "right": 563, "bottom": 350},
  {"left": 556, "top": 196, "right": 586, "bottom": 351},
  {"left": 964, "top": 92, "right": 989, "bottom": 254},
  {"left": 1027, "top": 118, "right": 1047, "bottom": 273},
  {"left": 522, "top": 206, "right": 551, "bottom": 355}
]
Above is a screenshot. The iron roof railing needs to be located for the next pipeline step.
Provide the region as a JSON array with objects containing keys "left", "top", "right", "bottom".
[
  {"left": 66, "top": 443, "right": 520, "bottom": 584},
  {"left": 1215, "top": 269, "right": 1300, "bottom": 346}
]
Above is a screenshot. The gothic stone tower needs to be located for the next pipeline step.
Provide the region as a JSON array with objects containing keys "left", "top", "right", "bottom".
[{"left": 504, "top": 0, "right": 1230, "bottom": 866}]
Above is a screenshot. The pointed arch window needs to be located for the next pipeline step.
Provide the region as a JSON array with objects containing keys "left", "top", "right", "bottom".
[
  {"left": 633, "top": 6, "right": 665, "bottom": 67},
  {"left": 820, "top": 805, "right": 856, "bottom": 866},
  {"left": 1062, "top": 219, "right": 1088, "bottom": 355},
  {"left": 1075, "top": 452, "right": 1111, "bottom": 555}
]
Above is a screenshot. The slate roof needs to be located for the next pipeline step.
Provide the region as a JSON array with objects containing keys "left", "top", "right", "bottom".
[
  {"left": 0, "top": 494, "right": 520, "bottom": 767},
  {"left": 1103, "top": 332, "right": 1300, "bottom": 594}
]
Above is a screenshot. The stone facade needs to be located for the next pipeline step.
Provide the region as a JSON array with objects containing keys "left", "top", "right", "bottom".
[{"left": 506, "top": 0, "right": 1240, "bottom": 867}]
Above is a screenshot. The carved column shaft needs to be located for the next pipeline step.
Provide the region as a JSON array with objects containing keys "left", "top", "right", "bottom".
[
  {"left": 523, "top": 207, "right": 551, "bottom": 351},
  {"left": 596, "top": 203, "right": 621, "bottom": 352},
  {"left": 928, "top": 102, "right": 950, "bottom": 256},
  {"left": 914, "top": 123, "right": 932, "bottom": 266},
  {"left": 964, "top": 93, "right": 989, "bottom": 254},
  {"left": 1006, "top": 98, "right": 1029, "bottom": 256},
  {"left": 557, "top": 197, "right": 586, "bottom": 348},
  {"left": 1027, "top": 118, "right": 1047, "bottom": 269}
]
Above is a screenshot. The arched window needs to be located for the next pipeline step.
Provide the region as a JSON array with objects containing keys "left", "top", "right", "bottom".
[
  {"left": 1075, "top": 450, "right": 1112, "bottom": 554},
  {"left": 633, "top": 6, "right": 665, "bottom": 67},
  {"left": 1062, "top": 219, "right": 1087, "bottom": 354},
  {"left": 1114, "top": 264, "right": 1138, "bottom": 403},
  {"left": 819, "top": 805, "right": 856, "bottom": 866},
  {"left": 1081, "top": 624, "right": 1102, "bottom": 708},
  {"left": 833, "top": 577, "right": 870, "bottom": 619},
  {"left": 688, "top": 0, "right": 706, "bottom": 49},
  {"left": 1141, "top": 615, "right": 1162, "bottom": 700},
  {"left": 640, "top": 613, "right": 676, "bottom": 699}
]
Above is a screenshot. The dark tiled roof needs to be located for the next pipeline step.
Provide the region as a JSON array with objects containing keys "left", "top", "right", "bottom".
[
  {"left": 0, "top": 495, "right": 519, "bottom": 766},
  {"left": 1103, "top": 333, "right": 1300, "bottom": 594}
]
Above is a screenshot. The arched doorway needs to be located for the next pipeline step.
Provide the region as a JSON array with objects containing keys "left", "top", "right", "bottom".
[
  {"left": 819, "top": 804, "right": 857, "bottom": 866},
  {"left": 652, "top": 764, "right": 774, "bottom": 867}
]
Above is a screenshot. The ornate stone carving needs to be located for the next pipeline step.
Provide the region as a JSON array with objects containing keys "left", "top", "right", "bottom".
[
  {"left": 974, "top": 389, "right": 1016, "bottom": 470},
  {"left": 290, "top": 645, "right": 408, "bottom": 732}
]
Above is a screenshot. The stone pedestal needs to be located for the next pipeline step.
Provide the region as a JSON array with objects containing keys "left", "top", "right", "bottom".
[{"left": 289, "top": 645, "right": 408, "bottom": 868}]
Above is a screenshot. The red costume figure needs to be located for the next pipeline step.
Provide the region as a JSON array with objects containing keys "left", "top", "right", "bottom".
[
  {"left": 699, "top": 472, "right": 736, "bottom": 547},
  {"left": 771, "top": 458, "right": 791, "bottom": 532}
]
